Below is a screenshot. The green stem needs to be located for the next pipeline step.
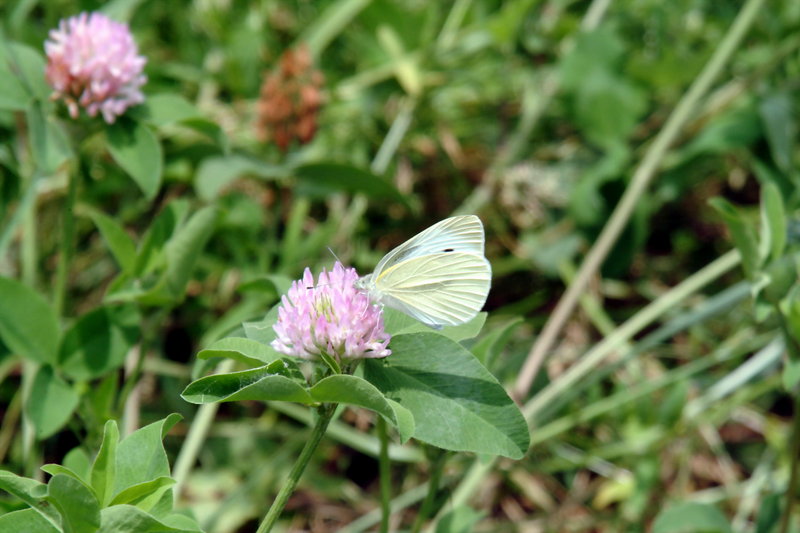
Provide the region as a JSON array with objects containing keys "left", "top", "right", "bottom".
[
  {"left": 256, "top": 403, "right": 336, "bottom": 533},
  {"left": 523, "top": 250, "right": 741, "bottom": 422},
  {"left": 336, "top": 97, "right": 416, "bottom": 254},
  {"left": 411, "top": 450, "right": 446, "bottom": 533},
  {"left": 279, "top": 197, "right": 310, "bottom": 275},
  {"left": 778, "top": 305, "right": 800, "bottom": 533},
  {"left": 269, "top": 402, "right": 424, "bottom": 463},
  {"left": 435, "top": 0, "right": 472, "bottom": 52},
  {"left": 780, "top": 393, "right": 800, "bottom": 533},
  {"left": 430, "top": 456, "right": 492, "bottom": 530},
  {"left": 21, "top": 360, "right": 39, "bottom": 478},
  {"left": 454, "top": 0, "right": 611, "bottom": 218},
  {"left": 117, "top": 308, "right": 168, "bottom": 434},
  {"left": 53, "top": 166, "right": 77, "bottom": 317},
  {"left": 120, "top": 344, "right": 143, "bottom": 437},
  {"left": 377, "top": 416, "right": 391, "bottom": 533},
  {"left": 0, "top": 171, "right": 39, "bottom": 261},
  {"left": 372, "top": 97, "right": 415, "bottom": 176},
  {"left": 298, "top": 0, "right": 371, "bottom": 59},
  {"left": 19, "top": 121, "right": 38, "bottom": 476},
  {"left": 339, "top": 482, "right": 429, "bottom": 533},
  {"left": 513, "top": 0, "right": 767, "bottom": 400},
  {"left": 428, "top": 251, "right": 742, "bottom": 529},
  {"left": 0, "top": 381, "right": 22, "bottom": 464},
  {"left": 21, "top": 176, "right": 37, "bottom": 290},
  {"left": 529, "top": 327, "right": 763, "bottom": 446},
  {"left": 558, "top": 260, "right": 627, "bottom": 340},
  {"left": 173, "top": 358, "right": 236, "bottom": 502}
]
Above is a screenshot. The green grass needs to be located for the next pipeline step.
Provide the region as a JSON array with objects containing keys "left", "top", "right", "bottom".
[{"left": 0, "top": 0, "right": 799, "bottom": 531}]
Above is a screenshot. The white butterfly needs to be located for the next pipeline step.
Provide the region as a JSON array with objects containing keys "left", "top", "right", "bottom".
[{"left": 355, "top": 215, "right": 492, "bottom": 329}]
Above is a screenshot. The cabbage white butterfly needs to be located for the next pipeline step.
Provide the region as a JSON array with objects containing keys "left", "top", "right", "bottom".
[{"left": 355, "top": 215, "right": 492, "bottom": 329}]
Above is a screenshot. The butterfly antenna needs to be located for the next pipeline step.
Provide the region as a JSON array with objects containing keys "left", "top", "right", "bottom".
[{"left": 327, "top": 247, "right": 342, "bottom": 264}]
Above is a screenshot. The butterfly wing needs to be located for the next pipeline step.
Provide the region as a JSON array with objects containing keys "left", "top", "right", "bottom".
[
  {"left": 372, "top": 215, "right": 485, "bottom": 278},
  {"left": 373, "top": 252, "right": 492, "bottom": 328}
]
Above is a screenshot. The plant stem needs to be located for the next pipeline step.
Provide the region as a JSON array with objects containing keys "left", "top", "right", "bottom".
[
  {"left": 299, "top": 0, "right": 371, "bottom": 59},
  {"left": 513, "top": 0, "right": 767, "bottom": 400},
  {"left": 411, "top": 449, "right": 446, "bottom": 533},
  {"left": 780, "top": 393, "right": 800, "bottom": 533},
  {"left": 339, "top": 482, "right": 430, "bottom": 533},
  {"left": 436, "top": 0, "right": 472, "bottom": 52},
  {"left": 173, "top": 358, "right": 236, "bottom": 502},
  {"left": 428, "top": 251, "right": 743, "bottom": 529},
  {"left": 279, "top": 196, "right": 310, "bottom": 275},
  {"left": 121, "top": 344, "right": 142, "bottom": 437},
  {"left": 53, "top": 166, "right": 77, "bottom": 317},
  {"left": 428, "top": 456, "right": 492, "bottom": 532},
  {"left": 372, "top": 97, "right": 415, "bottom": 175},
  {"left": 118, "top": 308, "right": 167, "bottom": 435},
  {"left": 523, "top": 249, "right": 741, "bottom": 422},
  {"left": 19, "top": 126, "right": 39, "bottom": 476},
  {"left": 778, "top": 305, "right": 800, "bottom": 533},
  {"left": 336, "top": 97, "right": 416, "bottom": 254},
  {"left": 21, "top": 360, "right": 39, "bottom": 478},
  {"left": 530, "top": 327, "right": 764, "bottom": 447},
  {"left": 377, "top": 416, "right": 391, "bottom": 533},
  {"left": 256, "top": 403, "right": 336, "bottom": 533},
  {"left": 0, "top": 171, "right": 39, "bottom": 261},
  {"left": 0, "top": 381, "right": 22, "bottom": 464},
  {"left": 21, "top": 177, "right": 37, "bottom": 290},
  {"left": 455, "top": 0, "right": 612, "bottom": 218}
]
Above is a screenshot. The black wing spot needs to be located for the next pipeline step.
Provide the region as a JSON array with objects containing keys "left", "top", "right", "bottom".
[{"left": 443, "top": 248, "right": 454, "bottom": 252}]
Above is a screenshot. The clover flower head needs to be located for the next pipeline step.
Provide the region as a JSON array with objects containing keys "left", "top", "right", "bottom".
[
  {"left": 256, "top": 45, "right": 324, "bottom": 151},
  {"left": 271, "top": 262, "right": 391, "bottom": 361},
  {"left": 44, "top": 12, "right": 147, "bottom": 123}
]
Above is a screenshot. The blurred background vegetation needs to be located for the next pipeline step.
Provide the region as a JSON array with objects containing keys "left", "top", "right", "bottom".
[{"left": 1, "top": 0, "right": 799, "bottom": 531}]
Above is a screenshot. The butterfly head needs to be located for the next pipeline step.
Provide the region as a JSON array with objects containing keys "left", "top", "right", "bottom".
[
  {"left": 353, "top": 273, "right": 373, "bottom": 291},
  {"left": 355, "top": 274, "right": 384, "bottom": 306}
]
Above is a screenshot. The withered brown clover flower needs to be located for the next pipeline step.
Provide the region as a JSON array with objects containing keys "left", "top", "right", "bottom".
[{"left": 256, "top": 46, "right": 324, "bottom": 151}]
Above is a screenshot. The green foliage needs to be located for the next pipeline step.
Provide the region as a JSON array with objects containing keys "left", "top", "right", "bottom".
[
  {"left": 25, "top": 365, "right": 80, "bottom": 439},
  {"left": 26, "top": 103, "right": 71, "bottom": 176},
  {"left": 294, "top": 162, "right": 407, "bottom": 204},
  {"left": 87, "top": 210, "right": 138, "bottom": 274},
  {"left": 0, "top": 46, "right": 35, "bottom": 110},
  {"left": 58, "top": 305, "right": 139, "bottom": 380},
  {"left": 197, "top": 337, "right": 283, "bottom": 366},
  {"left": 759, "top": 91, "right": 796, "bottom": 176},
  {"left": 434, "top": 505, "right": 485, "bottom": 533},
  {"left": 0, "top": 42, "right": 50, "bottom": 103},
  {"left": 182, "top": 308, "right": 527, "bottom": 453},
  {"left": 1, "top": 0, "right": 799, "bottom": 531},
  {"left": 652, "top": 502, "right": 732, "bottom": 533},
  {"left": 0, "top": 508, "right": 60, "bottom": 532},
  {"left": 560, "top": 27, "right": 647, "bottom": 148},
  {"left": 709, "top": 197, "right": 759, "bottom": 278},
  {"left": 0, "top": 276, "right": 60, "bottom": 365},
  {"left": 106, "top": 120, "right": 163, "bottom": 200},
  {"left": 0, "top": 417, "right": 199, "bottom": 533},
  {"left": 106, "top": 203, "right": 219, "bottom": 305},
  {"left": 194, "top": 155, "right": 285, "bottom": 201},
  {"left": 364, "top": 333, "right": 529, "bottom": 458},
  {"left": 755, "top": 493, "right": 782, "bottom": 533}
]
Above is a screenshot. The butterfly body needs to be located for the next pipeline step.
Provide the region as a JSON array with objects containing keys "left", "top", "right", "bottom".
[{"left": 355, "top": 216, "right": 492, "bottom": 328}]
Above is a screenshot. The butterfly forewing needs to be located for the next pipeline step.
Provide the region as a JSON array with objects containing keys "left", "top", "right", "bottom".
[
  {"left": 372, "top": 215, "right": 485, "bottom": 277},
  {"left": 374, "top": 252, "right": 491, "bottom": 327}
]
